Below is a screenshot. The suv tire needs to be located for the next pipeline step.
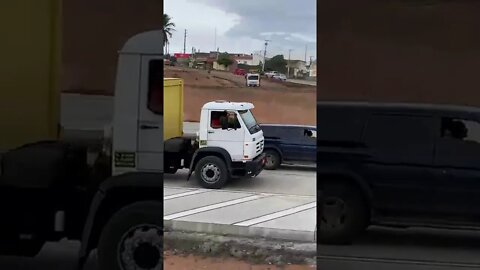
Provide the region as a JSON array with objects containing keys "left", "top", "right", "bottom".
[
  {"left": 264, "top": 149, "right": 281, "bottom": 170},
  {"left": 319, "top": 181, "right": 369, "bottom": 244},
  {"left": 195, "top": 156, "right": 228, "bottom": 189}
]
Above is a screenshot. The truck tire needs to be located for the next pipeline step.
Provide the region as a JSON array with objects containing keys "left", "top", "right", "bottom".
[
  {"left": 264, "top": 149, "right": 281, "bottom": 170},
  {"left": 97, "top": 201, "right": 163, "bottom": 270},
  {"left": 195, "top": 156, "right": 228, "bottom": 189},
  {"left": 319, "top": 181, "right": 369, "bottom": 245}
]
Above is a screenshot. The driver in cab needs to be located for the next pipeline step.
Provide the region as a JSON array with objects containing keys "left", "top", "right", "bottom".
[{"left": 220, "top": 111, "right": 241, "bottom": 130}]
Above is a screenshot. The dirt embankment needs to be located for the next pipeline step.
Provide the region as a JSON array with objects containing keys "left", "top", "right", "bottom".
[{"left": 165, "top": 67, "right": 316, "bottom": 125}]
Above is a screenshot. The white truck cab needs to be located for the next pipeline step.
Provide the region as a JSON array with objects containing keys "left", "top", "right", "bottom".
[
  {"left": 246, "top": 73, "right": 260, "bottom": 87},
  {"left": 199, "top": 101, "right": 264, "bottom": 162}
]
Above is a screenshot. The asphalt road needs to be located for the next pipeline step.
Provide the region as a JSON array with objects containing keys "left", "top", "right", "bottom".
[
  {"left": 164, "top": 166, "right": 316, "bottom": 196},
  {"left": 318, "top": 226, "right": 480, "bottom": 270}
]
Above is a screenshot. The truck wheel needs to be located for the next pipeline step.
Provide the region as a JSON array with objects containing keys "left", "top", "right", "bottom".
[
  {"left": 195, "top": 156, "right": 228, "bottom": 189},
  {"left": 264, "top": 149, "right": 281, "bottom": 170},
  {"left": 97, "top": 201, "right": 163, "bottom": 270},
  {"left": 319, "top": 181, "right": 369, "bottom": 245}
]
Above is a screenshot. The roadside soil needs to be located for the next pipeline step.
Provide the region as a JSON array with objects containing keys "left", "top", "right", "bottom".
[
  {"left": 164, "top": 251, "right": 316, "bottom": 270},
  {"left": 165, "top": 67, "right": 316, "bottom": 125}
]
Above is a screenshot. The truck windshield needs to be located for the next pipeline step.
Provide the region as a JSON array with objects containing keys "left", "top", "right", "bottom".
[
  {"left": 239, "top": 109, "right": 261, "bottom": 134},
  {"left": 248, "top": 75, "right": 259, "bottom": 80}
]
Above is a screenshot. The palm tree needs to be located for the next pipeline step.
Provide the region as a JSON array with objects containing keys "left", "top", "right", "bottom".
[{"left": 163, "top": 14, "right": 175, "bottom": 53}]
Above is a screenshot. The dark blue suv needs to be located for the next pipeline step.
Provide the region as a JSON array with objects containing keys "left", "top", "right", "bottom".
[{"left": 260, "top": 124, "right": 316, "bottom": 170}]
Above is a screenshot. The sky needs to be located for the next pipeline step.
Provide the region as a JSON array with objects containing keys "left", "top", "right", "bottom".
[{"left": 164, "top": 0, "right": 316, "bottom": 61}]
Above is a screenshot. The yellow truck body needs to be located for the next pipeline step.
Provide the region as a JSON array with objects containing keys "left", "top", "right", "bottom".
[
  {"left": 163, "top": 78, "right": 184, "bottom": 141},
  {"left": 0, "top": 0, "right": 62, "bottom": 152}
]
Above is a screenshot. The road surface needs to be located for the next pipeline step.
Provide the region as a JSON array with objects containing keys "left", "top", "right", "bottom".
[
  {"left": 164, "top": 167, "right": 316, "bottom": 196},
  {"left": 287, "top": 79, "right": 317, "bottom": 86}
]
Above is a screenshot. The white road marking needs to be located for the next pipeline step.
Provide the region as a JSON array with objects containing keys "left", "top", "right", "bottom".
[
  {"left": 234, "top": 202, "right": 317, "bottom": 226},
  {"left": 164, "top": 195, "right": 264, "bottom": 220},
  {"left": 163, "top": 189, "right": 211, "bottom": 200}
]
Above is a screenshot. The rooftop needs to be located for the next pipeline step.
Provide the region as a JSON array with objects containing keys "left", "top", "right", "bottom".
[{"left": 203, "top": 101, "right": 255, "bottom": 111}]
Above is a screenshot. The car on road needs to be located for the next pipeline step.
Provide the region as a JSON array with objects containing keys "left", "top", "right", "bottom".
[
  {"left": 246, "top": 73, "right": 261, "bottom": 87},
  {"left": 318, "top": 101, "right": 480, "bottom": 245},
  {"left": 260, "top": 124, "right": 316, "bottom": 170},
  {"left": 233, "top": 68, "right": 247, "bottom": 76},
  {"left": 272, "top": 73, "right": 287, "bottom": 81},
  {"left": 265, "top": 71, "right": 279, "bottom": 78}
]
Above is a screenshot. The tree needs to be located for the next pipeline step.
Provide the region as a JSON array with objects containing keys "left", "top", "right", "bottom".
[
  {"left": 265, "top": 55, "right": 287, "bottom": 73},
  {"left": 163, "top": 14, "right": 176, "bottom": 53},
  {"left": 217, "top": 52, "right": 234, "bottom": 67}
]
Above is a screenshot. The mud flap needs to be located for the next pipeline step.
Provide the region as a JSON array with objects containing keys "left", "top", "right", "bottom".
[{"left": 186, "top": 152, "right": 198, "bottom": 181}]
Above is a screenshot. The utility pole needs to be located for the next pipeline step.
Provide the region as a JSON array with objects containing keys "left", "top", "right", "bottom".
[
  {"left": 262, "top": 40, "right": 270, "bottom": 72},
  {"left": 287, "top": 49, "right": 293, "bottom": 78},
  {"left": 183, "top": 29, "right": 187, "bottom": 54},
  {"left": 309, "top": 56, "right": 313, "bottom": 66},
  {"left": 304, "top": 45, "right": 307, "bottom": 62},
  {"left": 214, "top": 27, "right": 217, "bottom": 52}
]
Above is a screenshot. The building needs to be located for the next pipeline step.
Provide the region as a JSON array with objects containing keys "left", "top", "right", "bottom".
[
  {"left": 308, "top": 60, "right": 317, "bottom": 77},
  {"left": 286, "top": 60, "right": 308, "bottom": 78},
  {"left": 230, "top": 53, "right": 261, "bottom": 66},
  {"left": 62, "top": 0, "right": 162, "bottom": 95}
]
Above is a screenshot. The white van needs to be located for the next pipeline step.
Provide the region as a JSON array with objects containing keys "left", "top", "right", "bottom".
[{"left": 246, "top": 73, "right": 260, "bottom": 87}]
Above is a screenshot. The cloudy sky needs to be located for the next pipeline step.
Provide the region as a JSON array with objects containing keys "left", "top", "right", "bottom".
[{"left": 164, "top": 0, "right": 316, "bottom": 61}]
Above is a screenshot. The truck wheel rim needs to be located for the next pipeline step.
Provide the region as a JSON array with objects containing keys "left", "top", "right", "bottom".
[
  {"left": 321, "top": 197, "right": 347, "bottom": 230},
  {"left": 265, "top": 154, "right": 276, "bottom": 167},
  {"left": 118, "top": 224, "right": 162, "bottom": 270},
  {"left": 201, "top": 163, "right": 221, "bottom": 183}
]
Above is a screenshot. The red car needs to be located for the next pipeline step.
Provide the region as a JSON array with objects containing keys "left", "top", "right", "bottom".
[{"left": 233, "top": 68, "right": 247, "bottom": 75}]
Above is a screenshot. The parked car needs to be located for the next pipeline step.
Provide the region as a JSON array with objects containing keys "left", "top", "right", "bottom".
[
  {"left": 318, "top": 101, "right": 480, "bottom": 244},
  {"left": 233, "top": 68, "right": 247, "bottom": 76},
  {"left": 260, "top": 124, "right": 316, "bottom": 170},
  {"left": 246, "top": 73, "right": 260, "bottom": 87},
  {"left": 272, "top": 74, "right": 287, "bottom": 81},
  {"left": 265, "top": 71, "right": 279, "bottom": 78}
]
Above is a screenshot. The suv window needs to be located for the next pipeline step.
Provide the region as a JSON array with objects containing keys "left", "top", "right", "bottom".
[
  {"left": 364, "top": 114, "right": 435, "bottom": 164},
  {"left": 436, "top": 117, "right": 480, "bottom": 168},
  {"left": 147, "top": 60, "right": 163, "bottom": 115},
  {"left": 441, "top": 118, "right": 480, "bottom": 143}
]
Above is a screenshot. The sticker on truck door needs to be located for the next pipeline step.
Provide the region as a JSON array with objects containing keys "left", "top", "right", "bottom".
[{"left": 114, "top": 151, "right": 136, "bottom": 168}]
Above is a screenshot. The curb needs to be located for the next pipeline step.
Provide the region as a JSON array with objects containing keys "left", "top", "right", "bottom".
[
  {"left": 163, "top": 230, "right": 317, "bottom": 265},
  {"left": 164, "top": 220, "right": 316, "bottom": 243}
]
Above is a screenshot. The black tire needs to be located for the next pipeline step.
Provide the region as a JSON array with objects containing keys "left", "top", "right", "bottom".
[
  {"left": 319, "top": 181, "right": 369, "bottom": 245},
  {"left": 264, "top": 149, "right": 281, "bottom": 170},
  {"left": 97, "top": 201, "right": 163, "bottom": 270},
  {"left": 194, "top": 156, "right": 228, "bottom": 189}
]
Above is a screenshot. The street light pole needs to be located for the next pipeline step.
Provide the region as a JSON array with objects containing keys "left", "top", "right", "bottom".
[{"left": 262, "top": 40, "right": 270, "bottom": 72}]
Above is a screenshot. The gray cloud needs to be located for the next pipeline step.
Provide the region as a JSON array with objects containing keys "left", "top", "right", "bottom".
[{"left": 187, "top": 0, "right": 316, "bottom": 59}]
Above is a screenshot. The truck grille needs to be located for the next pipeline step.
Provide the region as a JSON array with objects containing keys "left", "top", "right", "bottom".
[{"left": 256, "top": 139, "right": 264, "bottom": 154}]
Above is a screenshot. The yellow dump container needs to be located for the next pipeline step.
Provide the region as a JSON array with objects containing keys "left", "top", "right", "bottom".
[
  {"left": 0, "top": 0, "right": 61, "bottom": 152},
  {"left": 163, "top": 78, "right": 184, "bottom": 141}
]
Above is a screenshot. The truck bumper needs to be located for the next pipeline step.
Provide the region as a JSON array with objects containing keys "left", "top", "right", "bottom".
[{"left": 245, "top": 152, "right": 266, "bottom": 177}]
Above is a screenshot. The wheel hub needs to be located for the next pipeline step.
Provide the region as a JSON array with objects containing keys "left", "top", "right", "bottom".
[
  {"left": 118, "top": 224, "right": 162, "bottom": 270},
  {"left": 201, "top": 163, "right": 220, "bottom": 183},
  {"left": 321, "top": 197, "right": 347, "bottom": 230}
]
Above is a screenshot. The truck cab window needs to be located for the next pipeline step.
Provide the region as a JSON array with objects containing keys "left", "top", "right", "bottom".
[
  {"left": 210, "top": 111, "right": 240, "bottom": 130},
  {"left": 442, "top": 118, "right": 480, "bottom": 143},
  {"left": 147, "top": 60, "right": 163, "bottom": 115}
]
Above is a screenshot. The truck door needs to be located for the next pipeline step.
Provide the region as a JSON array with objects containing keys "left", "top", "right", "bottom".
[
  {"left": 207, "top": 110, "right": 245, "bottom": 161},
  {"left": 137, "top": 57, "right": 163, "bottom": 172}
]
